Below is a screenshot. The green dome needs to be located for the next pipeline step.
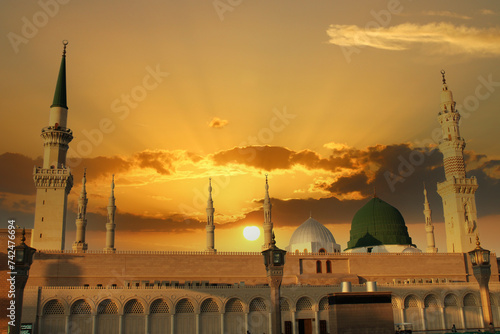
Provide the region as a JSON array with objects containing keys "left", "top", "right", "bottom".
[{"left": 346, "top": 197, "right": 412, "bottom": 250}]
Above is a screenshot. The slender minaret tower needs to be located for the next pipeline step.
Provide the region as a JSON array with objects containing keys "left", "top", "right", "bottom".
[
  {"left": 32, "top": 41, "right": 73, "bottom": 250},
  {"left": 205, "top": 178, "right": 216, "bottom": 253},
  {"left": 423, "top": 184, "right": 437, "bottom": 253},
  {"left": 72, "top": 168, "right": 89, "bottom": 252},
  {"left": 262, "top": 174, "right": 273, "bottom": 250},
  {"left": 436, "top": 70, "right": 479, "bottom": 253},
  {"left": 104, "top": 175, "right": 116, "bottom": 253}
]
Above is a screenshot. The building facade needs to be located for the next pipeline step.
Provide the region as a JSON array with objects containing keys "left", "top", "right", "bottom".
[{"left": 1, "top": 46, "right": 499, "bottom": 334}]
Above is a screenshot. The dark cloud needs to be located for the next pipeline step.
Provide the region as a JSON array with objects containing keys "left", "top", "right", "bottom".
[
  {"left": 11, "top": 199, "right": 35, "bottom": 212},
  {"left": 220, "top": 196, "right": 364, "bottom": 230},
  {"left": 80, "top": 211, "right": 205, "bottom": 233},
  {"left": 213, "top": 146, "right": 294, "bottom": 171},
  {"left": 71, "top": 156, "right": 132, "bottom": 182},
  {"left": 327, "top": 172, "right": 370, "bottom": 195},
  {"left": 134, "top": 151, "right": 176, "bottom": 175},
  {"left": 212, "top": 145, "right": 355, "bottom": 172},
  {"left": 0, "top": 153, "right": 41, "bottom": 195},
  {"left": 317, "top": 144, "right": 500, "bottom": 226}
]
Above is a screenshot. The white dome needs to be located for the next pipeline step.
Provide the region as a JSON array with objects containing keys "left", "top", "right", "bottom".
[
  {"left": 402, "top": 247, "right": 422, "bottom": 254},
  {"left": 286, "top": 217, "right": 341, "bottom": 253}
]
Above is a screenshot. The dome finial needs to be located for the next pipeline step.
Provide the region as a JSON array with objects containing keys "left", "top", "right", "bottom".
[
  {"left": 373, "top": 186, "right": 377, "bottom": 198},
  {"left": 475, "top": 234, "right": 481, "bottom": 249},
  {"left": 441, "top": 69, "right": 446, "bottom": 84},
  {"left": 62, "top": 40, "right": 68, "bottom": 56}
]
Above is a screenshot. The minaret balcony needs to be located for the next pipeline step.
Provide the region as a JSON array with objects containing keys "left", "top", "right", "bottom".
[
  {"left": 437, "top": 176, "right": 478, "bottom": 194},
  {"left": 41, "top": 126, "right": 72, "bottom": 135},
  {"left": 34, "top": 166, "right": 71, "bottom": 175}
]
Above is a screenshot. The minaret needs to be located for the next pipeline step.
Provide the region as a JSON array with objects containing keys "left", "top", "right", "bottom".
[
  {"left": 262, "top": 174, "right": 273, "bottom": 250},
  {"left": 436, "top": 70, "right": 479, "bottom": 253},
  {"left": 104, "top": 175, "right": 116, "bottom": 253},
  {"left": 32, "top": 41, "right": 73, "bottom": 250},
  {"left": 423, "top": 184, "right": 437, "bottom": 253},
  {"left": 72, "top": 168, "right": 89, "bottom": 252},
  {"left": 205, "top": 178, "right": 216, "bottom": 253}
]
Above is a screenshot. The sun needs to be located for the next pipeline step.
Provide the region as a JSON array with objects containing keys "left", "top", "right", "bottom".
[{"left": 243, "top": 226, "right": 260, "bottom": 241}]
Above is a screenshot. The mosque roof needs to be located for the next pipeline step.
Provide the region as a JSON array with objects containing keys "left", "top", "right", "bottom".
[
  {"left": 346, "top": 197, "right": 413, "bottom": 250},
  {"left": 288, "top": 217, "right": 336, "bottom": 246}
]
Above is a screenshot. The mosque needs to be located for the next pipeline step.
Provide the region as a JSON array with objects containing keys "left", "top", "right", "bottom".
[{"left": 3, "top": 44, "right": 500, "bottom": 334}]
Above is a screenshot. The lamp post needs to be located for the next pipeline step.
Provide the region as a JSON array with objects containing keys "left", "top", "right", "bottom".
[
  {"left": 8, "top": 228, "right": 36, "bottom": 334},
  {"left": 468, "top": 236, "right": 494, "bottom": 329},
  {"left": 262, "top": 233, "right": 286, "bottom": 334}
]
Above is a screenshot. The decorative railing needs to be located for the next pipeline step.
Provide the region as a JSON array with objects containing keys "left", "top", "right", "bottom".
[{"left": 35, "top": 249, "right": 488, "bottom": 256}]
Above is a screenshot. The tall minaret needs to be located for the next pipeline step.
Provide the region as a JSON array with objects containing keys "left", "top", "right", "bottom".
[
  {"left": 436, "top": 70, "right": 479, "bottom": 253},
  {"left": 72, "top": 168, "right": 89, "bottom": 252},
  {"left": 104, "top": 175, "right": 116, "bottom": 253},
  {"left": 32, "top": 41, "right": 73, "bottom": 250},
  {"left": 205, "top": 178, "right": 216, "bottom": 253},
  {"left": 423, "top": 184, "right": 437, "bottom": 253},
  {"left": 262, "top": 174, "right": 273, "bottom": 250}
]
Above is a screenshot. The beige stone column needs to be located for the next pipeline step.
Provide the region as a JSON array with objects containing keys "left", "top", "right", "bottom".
[
  {"left": 420, "top": 307, "right": 426, "bottom": 330},
  {"left": 91, "top": 314, "right": 96, "bottom": 334},
  {"left": 220, "top": 312, "right": 224, "bottom": 333},
  {"left": 170, "top": 313, "right": 175, "bottom": 333},
  {"left": 459, "top": 306, "right": 465, "bottom": 329},
  {"left": 314, "top": 309, "right": 320, "bottom": 334},
  {"left": 196, "top": 312, "right": 200, "bottom": 334},
  {"left": 65, "top": 314, "right": 70, "bottom": 333},
  {"left": 440, "top": 307, "right": 446, "bottom": 330},
  {"left": 118, "top": 314, "right": 123, "bottom": 334}
]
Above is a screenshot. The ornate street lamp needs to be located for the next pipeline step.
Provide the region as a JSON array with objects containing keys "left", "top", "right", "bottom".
[
  {"left": 9, "top": 229, "right": 36, "bottom": 334},
  {"left": 468, "top": 236, "right": 494, "bottom": 329},
  {"left": 262, "top": 232, "right": 287, "bottom": 334}
]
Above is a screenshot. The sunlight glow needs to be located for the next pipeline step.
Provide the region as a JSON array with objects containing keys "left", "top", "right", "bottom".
[{"left": 243, "top": 226, "right": 260, "bottom": 241}]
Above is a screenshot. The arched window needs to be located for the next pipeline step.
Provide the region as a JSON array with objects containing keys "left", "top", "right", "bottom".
[
  {"left": 249, "top": 298, "right": 267, "bottom": 312},
  {"left": 176, "top": 299, "right": 194, "bottom": 313},
  {"left": 124, "top": 299, "right": 144, "bottom": 314},
  {"left": 225, "top": 298, "right": 243, "bottom": 313},
  {"left": 201, "top": 298, "right": 219, "bottom": 313},
  {"left": 326, "top": 260, "right": 332, "bottom": 273},
  {"left": 44, "top": 300, "right": 65, "bottom": 315},
  {"left": 296, "top": 297, "right": 313, "bottom": 311},
  {"left": 318, "top": 248, "right": 326, "bottom": 254},
  {"left": 150, "top": 299, "right": 170, "bottom": 314},
  {"left": 280, "top": 298, "right": 290, "bottom": 311},
  {"left": 316, "top": 260, "right": 322, "bottom": 273}
]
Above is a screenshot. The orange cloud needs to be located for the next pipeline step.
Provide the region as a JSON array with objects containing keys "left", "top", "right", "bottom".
[
  {"left": 208, "top": 117, "right": 229, "bottom": 128},
  {"left": 327, "top": 22, "right": 500, "bottom": 56}
]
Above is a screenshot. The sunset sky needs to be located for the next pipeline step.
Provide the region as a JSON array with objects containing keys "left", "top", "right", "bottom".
[{"left": 1, "top": 0, "right": 499, "bottom": 253}]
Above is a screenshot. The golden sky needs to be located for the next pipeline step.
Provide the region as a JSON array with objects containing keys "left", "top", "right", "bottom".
[{"left": 1, "top": 0, "right": 499, "bottom": 253}]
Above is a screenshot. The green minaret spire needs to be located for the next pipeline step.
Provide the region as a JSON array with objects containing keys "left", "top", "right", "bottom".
[{"left": 51, "top": 40, "right": 68, "bottom": 109}]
